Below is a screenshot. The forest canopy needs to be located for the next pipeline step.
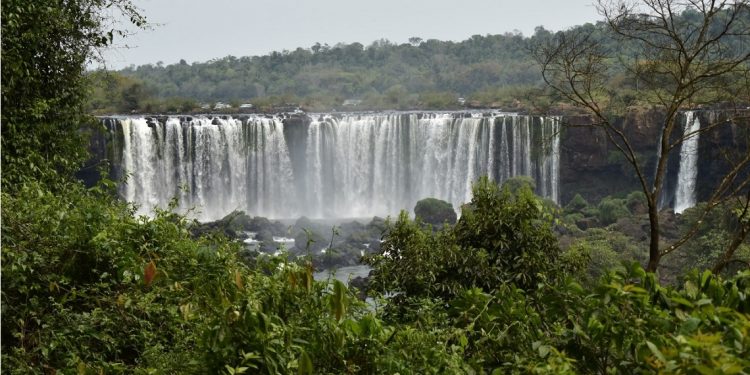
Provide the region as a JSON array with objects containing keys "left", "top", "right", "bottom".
[{"left": 88, "top": 6, "right": 750, "bottom": 114}]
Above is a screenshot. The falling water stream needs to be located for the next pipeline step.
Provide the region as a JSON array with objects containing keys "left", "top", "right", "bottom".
[
  {"left": 110, "top": 112, "right": 561, "bottom": 221},
  {"left": 674, "top": 111, "right": 701, "bottom": 214}
]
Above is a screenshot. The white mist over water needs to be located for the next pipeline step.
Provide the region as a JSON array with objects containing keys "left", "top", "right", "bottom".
[
  {"left": 674, "top": 111, "right": 701, "bottom": 214},
  {"left": 113, "top": 113, "right": 560, "bottom": 221}
]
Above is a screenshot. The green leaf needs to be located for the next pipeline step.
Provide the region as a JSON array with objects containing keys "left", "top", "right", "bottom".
[
  {"left": 695, "top": 364, "right": 718, "bottom": 375},
  {"left": 645, "top": 341, "right": 666, "bottom": 364},
  {"left": 458, "top": 334, "right": 468, "bottom": 348},
  {"left": 331, "top": 279, "right": 348, "bottom": 321},
  {"left": 538, "top": 344, "right": 550, "bottom": 358},
  {"left": 298, "top": 350, "right": 313, "bottom": 375},
  {"left": 679, "top": 317, "right": 701, "bottom": 334},
  {"left": 670, "top": 296, "right": 694, "bottom": 308}
]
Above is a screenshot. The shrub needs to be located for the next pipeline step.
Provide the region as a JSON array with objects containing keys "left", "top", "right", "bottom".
[
  {"left": 501, "top": 175, "right": 536, "bottom": 194},
  {"left": 567, "top": 239, "right": 625, "bottom": 281},
  {"left": 414, "top": 197, "right": 457, "bottom": 225},
  {"left": 597, "top": 196, "right": 631, "bottom": 225},
  {"left": 626, "top": 190, "right": 647, "bottom": 214},
  {"left": 565, "top": 193, "right": 589, "bottom": 213},
  {"left": 1, "top": 180, "right": 243, "bottom": 373},
  {"left": 369, "top": 177, "right": 562, "bottom": 301},
  {"left": 455, "top": 177, "right": 560, "bottom": 291}
]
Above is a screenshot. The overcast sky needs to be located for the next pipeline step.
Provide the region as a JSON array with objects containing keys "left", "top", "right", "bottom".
[{"left": 101, "top": 0, "right": 601, "bottom": 69}]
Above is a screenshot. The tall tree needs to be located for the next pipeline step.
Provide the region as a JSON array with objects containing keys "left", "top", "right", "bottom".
[
  {"left": 534, "top": 0, "right": 750, "bottom": 272},
  {"left": 1, "top": 0, "right": 146, "bottom": 189}
]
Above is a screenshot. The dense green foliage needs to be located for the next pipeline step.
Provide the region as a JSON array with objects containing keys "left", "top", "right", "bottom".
[
  {"left": 367, "top": 178, "right": 564, "bottom": 305},
  {"left": 363, "top": 178, "right": 750, "bottom": 373},
  {"left": 91, "top": 32, "right": 543, "bottom": 112},
  {"left": 5, "top": 175, "right": 750, "bottom": 373},
  {"left": 1, "top": 0, "right": 145, "bottom": 188},
  {"left": 557, "top": 190, "right": 750, "bottom": 282},
  {"left": 677, "top": 201, "right": 750, "bottom": 276},
  {"left": 4, "top": 0, "right": 750, "bottom": 373},
  {"left": 2, "top": 181, "right": 240, "bottom": 372},
  {"left": 414, "top": 197, "right": 457, "bottom": 225}
]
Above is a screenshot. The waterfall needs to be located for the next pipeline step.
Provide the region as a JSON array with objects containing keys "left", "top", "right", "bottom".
[
  {"left": 539, "top": 117, "right": 560, "bottom": 204},
  {"left": 674, "top": 111, "right": 701, "bottom": 214},
  {"left": 110, "top": 112, "right": 561, "bottom": 221},
  {"left": 118, "top": 116, "right": 294, "bottom": 220}
]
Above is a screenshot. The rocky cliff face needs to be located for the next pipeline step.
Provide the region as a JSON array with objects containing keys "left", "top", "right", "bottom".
[
  {"left": 695, "top": 110, "right": 750, "bottom": 203},
  {"left": 559, "top": 109, "right": 664, "bottom": 204},
  {"left": 559, "top": 108, "right": 749, "bottom": 206}
]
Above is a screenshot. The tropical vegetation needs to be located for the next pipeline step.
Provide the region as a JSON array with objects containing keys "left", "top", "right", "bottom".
[{"left": 2, "top": 0, "right": 749, "bottom": 373}]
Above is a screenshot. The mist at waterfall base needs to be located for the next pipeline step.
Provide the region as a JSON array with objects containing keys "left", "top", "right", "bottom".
[{"left": 108, "top": 112, "right": 561, "bottom": 222}]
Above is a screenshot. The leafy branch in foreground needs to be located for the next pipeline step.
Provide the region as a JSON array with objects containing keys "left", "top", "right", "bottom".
[{"left": 1, "top": 0, "right": 146, "bottom": 190}]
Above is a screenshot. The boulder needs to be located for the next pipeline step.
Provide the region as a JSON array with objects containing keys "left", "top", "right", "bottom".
[
  {"left": 294, "top": 230, "right": 327, "bottom": 253},
  {"left": 246, "top": 216, "right": 286, "bottom": 236},
  {"left": 255, "top": 229, "right": 274, "bottom": 242}
]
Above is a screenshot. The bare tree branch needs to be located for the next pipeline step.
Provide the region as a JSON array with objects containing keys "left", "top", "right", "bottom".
[{"left": 535, "top": 0, "right": 750, "bottom": 272}]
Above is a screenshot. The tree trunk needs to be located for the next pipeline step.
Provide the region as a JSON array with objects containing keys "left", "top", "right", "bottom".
[{"left": 646, "top": 203, "right": 661, "bottom": 272}]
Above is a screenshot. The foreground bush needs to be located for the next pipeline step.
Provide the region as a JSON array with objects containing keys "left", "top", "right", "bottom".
[
  {"left": 1, "top": 179, "right": 468, "bottom": 373},
  {"left": 1, "top": 180, "right": 243, "bottom": 373},
  {"left": 366, "top": 178, "right": 750, "bottom": 374},
  {"left": 3, "top": 177, "right": 748, "bottom": 374},
  {"left": 368, "top": 177, "right": 561, "bottom": 302}
]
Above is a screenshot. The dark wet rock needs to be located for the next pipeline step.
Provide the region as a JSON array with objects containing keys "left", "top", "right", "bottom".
[
  {"left": 246, "top": 216, "right": 286, "bottom": 236},
  {"left": 295, "top": 216, "right": 314, "bottom": 230},
  {"left": 189, "top": 211, "right": 287, "bottom": 241},
  {"left": 294, "top": 230, "right": 327, "bottom": 252},
  {"left": 255, "top": 229, "right": 274, "bottom": 242},
  {"left": 349, "top": 276, "right": 370, "bottom": 300},
  {"left": 339, "top": 220, "right": 365, "bottom": 234}
]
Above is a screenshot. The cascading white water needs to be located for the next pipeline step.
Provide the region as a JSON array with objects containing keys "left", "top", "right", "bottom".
[
  {"left": 118, "top": 116, "right": 295, "bottom": 220},
  {"left": 539, "top": 117, "right": 561, "bottom": 202},
  {"left": 674, "top": 111, "right": 701, "bottom": 214},
  {"left": 112, "top": 112, "right": 561, "bottom": 221}
]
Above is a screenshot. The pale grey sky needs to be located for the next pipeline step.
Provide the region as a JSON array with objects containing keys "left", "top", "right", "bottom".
[{"left": 102, "top": 0, "right": 601, "bottom": 69}]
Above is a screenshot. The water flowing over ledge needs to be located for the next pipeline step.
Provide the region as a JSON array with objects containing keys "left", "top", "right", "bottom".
[
  {"left": 674, "top": 111, "right": 701, "bottom": 214},
  {"left": 105, "top": 112, "right": 562, "bottom": 221}
]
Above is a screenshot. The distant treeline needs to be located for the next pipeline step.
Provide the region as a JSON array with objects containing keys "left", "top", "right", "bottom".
[
  {"left": 88, "top": 8, "right": 748, "bottom": 114},
  {"left": 88, "top": 27, "right": 569, "bottom": 113}
]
